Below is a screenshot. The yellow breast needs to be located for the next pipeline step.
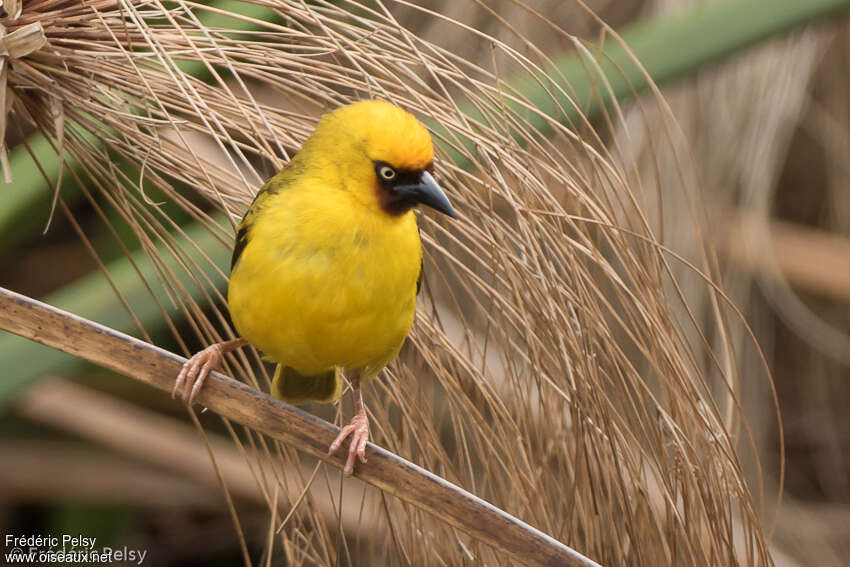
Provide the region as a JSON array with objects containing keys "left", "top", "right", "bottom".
[{"left": 227, "top": 184, "right": 421, "bottom": 377}]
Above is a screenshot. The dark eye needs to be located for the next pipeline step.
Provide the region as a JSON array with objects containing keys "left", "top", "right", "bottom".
[{"left": 377, "top": 165, "right": 397, "bottom": 181}]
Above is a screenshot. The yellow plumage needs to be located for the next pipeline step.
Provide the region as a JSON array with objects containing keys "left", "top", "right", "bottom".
[
  {"left": 227, "top": 100, "right": 447, "bottom": 403},
  {"left": 173, "top": 100, "right": 456, "bottom": 474}
]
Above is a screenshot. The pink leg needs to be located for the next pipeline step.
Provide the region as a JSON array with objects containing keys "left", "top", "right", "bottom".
[
  {"left": 328, "top": 374, "right": 370, "bottom": 476},
  {"left": 172, "top": 338, "right": 248, "bottom": 404}
]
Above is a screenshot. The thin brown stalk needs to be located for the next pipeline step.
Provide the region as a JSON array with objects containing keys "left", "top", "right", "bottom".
[{"left": 0, "top": 285, "right": 602, "bottom": 567}]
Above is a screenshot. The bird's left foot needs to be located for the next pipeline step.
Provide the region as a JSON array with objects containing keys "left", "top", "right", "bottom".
[{"left": 328, "top": 411, "right": 370, "bottom": 476}]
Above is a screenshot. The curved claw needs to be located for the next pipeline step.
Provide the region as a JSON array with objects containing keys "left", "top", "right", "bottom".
[
  {"left": 173, "top": 344, "right": 223, "bottom": 404},
  {"left": 329, "top": 413, "right": 370, "bottom": 476}
]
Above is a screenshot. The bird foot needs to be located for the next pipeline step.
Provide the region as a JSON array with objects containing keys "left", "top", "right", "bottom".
[
  {"left": 328, "top": 411, "right": 370, "bottom": 476},
  {"left": 172, "top": 343, "right": 225, "bottom": 404}
]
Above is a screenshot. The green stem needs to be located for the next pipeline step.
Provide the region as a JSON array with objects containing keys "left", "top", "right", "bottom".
[
  {"left": 436, "top": 0, "right": 850, "bottom": 163},
  {"left": 540, "top": 0, "right": 850, "bottom": 125},
  {"left": 0, "top": 219, "right": 229, "bottom": 403}
]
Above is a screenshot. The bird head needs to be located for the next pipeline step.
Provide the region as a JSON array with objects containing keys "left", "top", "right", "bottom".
[{"left": 301, "top": 100, "right": 457, "bottom": 219}]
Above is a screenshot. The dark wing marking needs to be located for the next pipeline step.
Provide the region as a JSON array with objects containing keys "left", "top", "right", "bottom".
[
  {"left": 416, "top": 256, "right": 423, "bottom": 295},
  {"left": 230, "top": 189, "right": 263, "bottom": 272},
  {"left": 230, "top": 161, "right": 300, "bottom": 272},
  {"left": 231, "top": 223, "right": 250, "bottom": 271}
]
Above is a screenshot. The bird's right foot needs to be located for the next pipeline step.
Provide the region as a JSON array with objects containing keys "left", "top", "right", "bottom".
[{"left": 173, "top": 338, "right": 247, "bottom": 404}]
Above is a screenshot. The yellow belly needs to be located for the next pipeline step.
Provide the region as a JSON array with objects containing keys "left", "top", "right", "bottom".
[{"left": 227, "top": 187, "right": 421, "bottom": 377}]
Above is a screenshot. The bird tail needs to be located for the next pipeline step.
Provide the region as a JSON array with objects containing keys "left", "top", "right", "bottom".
[{"left": 271, "top": 365, "right": 342, "bottom": 404}]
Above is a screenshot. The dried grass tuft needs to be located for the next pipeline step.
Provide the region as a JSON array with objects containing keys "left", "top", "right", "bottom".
[{"left": 7, "top": 0, "right": 776, "bottom": 565}]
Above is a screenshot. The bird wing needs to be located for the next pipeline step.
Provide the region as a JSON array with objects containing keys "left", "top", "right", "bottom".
[
  {"left": 231, "top": 223, "right": 251, "bottom": 271},
  {"left": 231, "top": 170, "right": 294, "bottom": 271}
]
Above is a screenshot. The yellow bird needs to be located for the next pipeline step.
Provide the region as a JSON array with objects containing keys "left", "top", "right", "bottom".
[{"left": 173, "top": 100, "right": 457, "bottom": 475}]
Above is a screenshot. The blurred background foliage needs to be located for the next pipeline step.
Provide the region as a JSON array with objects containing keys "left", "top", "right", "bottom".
[{"left": 1, "top": 0, "right": 849, "bottom": 566}]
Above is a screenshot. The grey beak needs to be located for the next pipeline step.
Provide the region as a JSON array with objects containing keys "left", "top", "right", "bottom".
[{"left": 396, "top": 170, "right": 458, "bottom": 218}]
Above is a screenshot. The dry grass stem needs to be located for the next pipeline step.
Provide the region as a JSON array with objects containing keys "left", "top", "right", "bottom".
[
  {"left": 3, "top": 0, "right": 781, "bottom": 564},
  {"left": 0, "top": 285, "right": 602, "bottom": 567}
]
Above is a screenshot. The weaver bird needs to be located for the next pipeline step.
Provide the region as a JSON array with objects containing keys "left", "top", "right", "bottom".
[{"left": 173, "top": 100, "right": 457, "bottom": 475}]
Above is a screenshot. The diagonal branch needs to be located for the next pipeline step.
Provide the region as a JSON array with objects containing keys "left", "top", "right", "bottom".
[{"left": 0, "top": 286, "right": 601, "bottom": 567}]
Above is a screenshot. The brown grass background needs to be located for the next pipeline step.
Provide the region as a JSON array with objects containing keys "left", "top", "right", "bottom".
[{"left": 1, "top": 0, "right": 848, "bottom": 566}]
